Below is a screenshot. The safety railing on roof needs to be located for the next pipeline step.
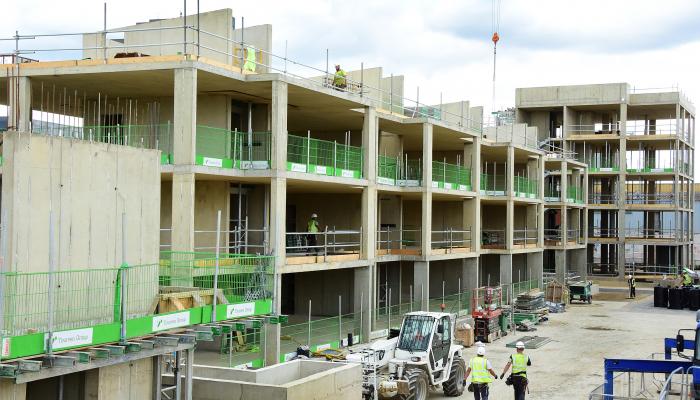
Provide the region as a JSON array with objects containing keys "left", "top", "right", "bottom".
[
  {"left": 0, "top": 251, "right": 275, "bottom": 361},
  {"left": 287, "top": 133, "right": 363, "bottom": 178},
  {"left": 285, "top": 228, "right": 362, "bottom": 259},
  {"left": 376, "top": 227, "right": 421, "bottom": 254},
  {"left": 431, "top": 228, "right": 472, "bottom": 252},
  {"left": 513, "top": 176, "right": 538, "bottom": 199},
  {"left": 195, "top": 126, "right": 271, "bottom": 169},
  {"left": 626, "top": 120, "right": 679, "bottom": 136},
  {"left": 32, "top": 123, "right": 174, "bottom": 164},
  {"left": 513, "top": 229, "right": 538, "bottom": 247},
  {"left": 589, "top": 193, "right": 617, "bottom": 205},
  {"left": 432, "top": 161, "right": 472, "bottom": 191},
  {"left": 480, "top": 174, "right": 507, "bottom": 196},
  {"left": 568, "top": 123, "right": 620, "bottom": 135},
  {"left": 0, "top": 23, "right": 484, "bottom": 133},
  {"left": 481, "top": 229, "right": 506, "bottom": 249},
  {"left": 376, "top": 155, "right": 422, "bottom": 186},
  {"left": 625, "top": 192, "right": 675, "bottom": 205}
]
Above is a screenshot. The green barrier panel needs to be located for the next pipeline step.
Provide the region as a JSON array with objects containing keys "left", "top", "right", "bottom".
[{"left": 287, "top": 134, "right": 363, "bottom": 178}]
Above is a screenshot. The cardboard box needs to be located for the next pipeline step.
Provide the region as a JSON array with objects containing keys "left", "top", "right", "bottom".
[{"left": 455, "top": 324, "right": 475, "bottom": 347}]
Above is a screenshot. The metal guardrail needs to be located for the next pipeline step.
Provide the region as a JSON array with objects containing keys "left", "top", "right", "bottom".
[
  {"left": 624, "top": 264, "right": 679, "bottom": 276},
  {"left": 0, "top": 23, "right": 484, "bottom": 133},
  {"left": 590, "top": 228, "right": 619, "bottom": 238},
  {"left": 588, "top": 263, "right": 619, "bottom": 277},
  {"left": 285, "top": 228, "right": 362, "bottom": 258},
  {"left": 159, "top": 225, "right": 268, "bottom": 254},
  {"left": 377, "top": 155, "right": 422, "bottom": 186},
  {"left": 513, "top": 229, "right": 538, "bottom": 247},
  {"left": 569, "top": 123, "right": 620, "bottom": 135},
  {"left": 624, "top": 228, "right": 679, "bottom": 240},
  {"left": 481, "top": 229, "right": 506, "bottom": 248},
  {"left": 544, "top": 229, "right": 562, "bottom": 245},
  {"left": 625, "top": 192, "right": 675, "bottom": 205},
  {"left": 376, "top": 227, "right": 421, "bottom": 252},
  {"left": 431, "top": 228, "right": 472, "bottom": 251},
  {"left": 626, "top": 120, "right": 680, "bottom": 137}
]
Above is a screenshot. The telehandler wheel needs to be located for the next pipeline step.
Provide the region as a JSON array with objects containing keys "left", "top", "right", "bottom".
[
  {"left": 400, "top": 368, "right": 429, "bottom": 400},
  {"left": 442, "top": 356, "right": 466, "bottom": 396}
]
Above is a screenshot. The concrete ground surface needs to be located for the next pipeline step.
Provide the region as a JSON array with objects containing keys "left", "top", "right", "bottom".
[{"left": 431, "top": 293, "right": 697, "bottom": 399}]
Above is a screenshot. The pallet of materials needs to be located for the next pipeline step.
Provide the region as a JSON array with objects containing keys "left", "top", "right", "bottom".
[{"left": 514, "top": 290, "right": 546, "bottom": 311}]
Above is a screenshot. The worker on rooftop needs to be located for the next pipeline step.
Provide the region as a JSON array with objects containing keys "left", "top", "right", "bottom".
[
  {"left": 465, "top": 346, "right": 499, "bottom": 400},
  {"left": 500, "top": 341, "right": 531, "bottom": 400},
  {"left": 243, "top": 44, "right": 256, "bottom": 72},
  {"left": 307, "top": 213, "right": 320, "bottom": 254},
  {"left": 333, "top": 64, "right": 347, "bottom": 89}
]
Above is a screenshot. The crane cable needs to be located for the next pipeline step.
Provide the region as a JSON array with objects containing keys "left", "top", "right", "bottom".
[{"left": 491, "top": 0, "right": 501, "bottom": 117}]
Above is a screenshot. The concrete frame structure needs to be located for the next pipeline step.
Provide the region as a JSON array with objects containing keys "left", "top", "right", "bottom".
[{"left": 516, "top": 83, "right": 695, "bottom": 280}]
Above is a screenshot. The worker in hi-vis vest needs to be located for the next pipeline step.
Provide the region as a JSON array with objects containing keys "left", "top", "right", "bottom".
[
  {"left": 307, "top": 213, "right": 320, "bottom": 253},
  {"left": 243, "top": 45, "right": 256, "bottom": 72},
  {"left": 465, "top": 345, "right": 499, "bottom": 400},
  {"left": 333, "top": 64, "right": 347, "bottom": 89},
  {"left": 500, "top": 341, "right": 532, "bottom": 400},
  {"left": 682, "top": 270, "right": 694, "bottom": 287}
]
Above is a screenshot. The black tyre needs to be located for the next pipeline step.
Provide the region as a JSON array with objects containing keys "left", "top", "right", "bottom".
[
  {"left": 400, "top": 368, "right": 429, "bottom": 400},
  {"left": 442, "top": 356, "right": 466, "bottom": 397}
]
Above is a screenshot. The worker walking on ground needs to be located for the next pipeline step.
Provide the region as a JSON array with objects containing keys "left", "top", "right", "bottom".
[
  {"left": 682, "top": 270, "right": 694, "bottom": 287},
  {"left": 307, "top": 213, "right": 320, "bottom": 254},
  {"left": 333, "top": 64, "right": 347, "bottom": 89},
  {"left": 465, "top": 346, "right": 499, "bottom": 400},
  {"left": 500, "top": 341, "right": 531, "bottom": 400},
  {"left": 628, "top": 275, "right": 636, "bottom": 298}
]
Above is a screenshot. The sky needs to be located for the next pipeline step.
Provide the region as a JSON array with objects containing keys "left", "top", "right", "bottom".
[{"left": 2, "top": 1, "right": 699, "bottom": 145}]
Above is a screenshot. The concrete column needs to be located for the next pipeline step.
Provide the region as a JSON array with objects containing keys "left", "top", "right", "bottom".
[
  {"left": 461, "top": 257, "right": 479, "bottom": 291},
  {"left": 264, "top": 81, "right": 287, "bottom": 365},
  {"left": 7, "top": 76, "right": 31, "bottom": 132},
  {"left": 354, "top": 265, "right": 373, "bottom": 341},
  {"left": 171, "top": 173, "right": 196, "bottom": 253},
  {"left": 555, "top": 249, "right": 567, "bottom": 282},
  {"left": 0, "top": 380, "right": 26, "bottom": 400},
  {"left": 270, "top": 81, "right": 288, "bottom": 171},
  {"left": 84, "top": 357, "right": 154, "bottom": 400},
  {"left": 499, "top": 254, "right": 512, "bottom": 300},
  {"left": 572, "top": 248, "right": 588, "bottom": 279},
  {"left": 414, "top": 261, "right": 429, "bottom": 311},
  {"left": 362, "top": 107, "right": 378, "bottom": 260},
  {"left": 421, "top": 124, "right": 433, "bottom": 256},
  {"left": 173, "top": 68, "right": 197, "bottom": 165},
  {"left": 528, "top": 251, "right": 544, "bottom": 288},
  {"left": 464, "top": 198, "right": 479, "bottom": 252}
]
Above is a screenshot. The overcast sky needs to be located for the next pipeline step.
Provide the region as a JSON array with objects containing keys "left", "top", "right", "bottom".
[{"left": 4, "top": 0, "right": 700, "bottom": 113}]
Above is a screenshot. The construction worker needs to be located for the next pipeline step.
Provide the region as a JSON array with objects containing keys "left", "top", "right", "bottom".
[
  {"left": 307, "top": 213, "right": 320, "bottom": 253},
  {"left": 332, "top": 64, "right": 347, "bottom": 89},
  {"left": 627, "top": 275, "right": 636, "bottom": 298},
  {"left": 500, "top": 341, "right": 531, "bottom": 400},
  {"left": 465, "top": 346, "right": 498, "bottom": 400},
  {"left": 682, "top": 270, "right": 694, "bottom": 287},
  {"left": 243, "top": 45, "right": 256, "bottom": 72}
]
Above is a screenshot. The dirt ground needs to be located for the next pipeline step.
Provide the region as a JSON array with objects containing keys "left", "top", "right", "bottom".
[{"left": 431, "top": 290, "right": 697, "bottom": 399}]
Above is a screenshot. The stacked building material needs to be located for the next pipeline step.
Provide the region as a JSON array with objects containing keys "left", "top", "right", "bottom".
[{"left": 514, "top": 290, "right": 546, "bottom": 311}]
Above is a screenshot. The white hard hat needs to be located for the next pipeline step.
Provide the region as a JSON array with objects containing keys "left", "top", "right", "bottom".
[
  {"left": 311, "top": 213, "right": 318, "bottom": 218},
  {"left": 516, "top": 341, "right": 525, "bottom": 349},
  {"left": 477, "top": 346, "right": 486, "bottom": 356},
  {"left": 475, "top": 341, "right": 485, "bottom": 348}
]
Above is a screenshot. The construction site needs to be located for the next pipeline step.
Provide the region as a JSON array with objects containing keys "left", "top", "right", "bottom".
[{"left": 0, "top": 4, "right": 697, "bottom": 400}]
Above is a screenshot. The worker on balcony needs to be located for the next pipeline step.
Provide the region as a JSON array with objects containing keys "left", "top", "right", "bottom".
[
  {"left": 307, "top": 213, "right": 320, "bottom": 254},
  {"left": 333, "top": 64, "right": 347, "bottom": 89},
  {"left": 500, "top": 341, "right": 531, "bottom": 400},
  {"left": 465, "top": 346, "right": 498, "bottom": 400},
  {"left": 627, "top": 275, "right": 636, "bottom": 298}
]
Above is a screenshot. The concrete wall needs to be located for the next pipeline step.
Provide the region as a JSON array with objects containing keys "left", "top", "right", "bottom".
[
  {"left": 0, "top": 380, "right": 26, "bottom": 400},
  {"left": 84, "top": 358, "right": 153, "bottom": 400},
  {"left": 2, "top": 132, "right": 160, "bottom": 271},
  {"left": 1, "top": 132, "right": 161, "bottom": 332},
  {"left": 516, "top": 83, "right": 629, "bottom": 107},
  {"left": 292, "top": 269, "right": 354, "bottom": 315},
  {"left": 194, "top": 181, "right": 230, "bottom": 251},
  {"left": 287, "top": 193, "right": 362, "bottom": 233},
  {"left": 189, "top": 360, "right": 362, "bottom": 400}
]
